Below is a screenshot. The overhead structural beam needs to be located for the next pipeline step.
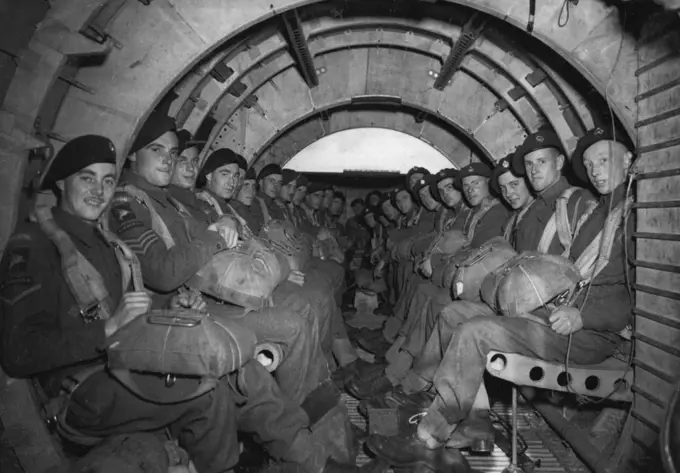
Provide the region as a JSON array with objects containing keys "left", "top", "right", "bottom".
[
  {"left": 282, "top": 9, "right": 319, "bottom": 88},
  {"left": 434, "top": 12, "right": 487, "bottom": 90}
]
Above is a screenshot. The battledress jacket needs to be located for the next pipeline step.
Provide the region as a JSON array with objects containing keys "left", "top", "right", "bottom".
[{"left": 0, "top": 208, "right": 123, "bottom": 397}]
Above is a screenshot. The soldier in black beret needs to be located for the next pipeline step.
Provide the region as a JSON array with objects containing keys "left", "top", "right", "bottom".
[
  {"left": 2, "top": 132, "right": 269, "bottom": 473},
  {"left": 406, "top": 166, "right": 430, "bottom": 193},
  {"left": 413, "top": 175, "right": 441, "bottom": 212},
  {"left": 434, "top": 168, "right": 462, "bottom": 209},
  {"left": 571, "top": 126, "right": 633, "bottom": 193},
  {"left": 453, "top": 162, "right": 492, "bottom": 207},
  {"left": 511, "top": 126, "right": 564, "bottom": 193},
  {"left": 489, "top": 154, "right": 532, "bottom": 211}
]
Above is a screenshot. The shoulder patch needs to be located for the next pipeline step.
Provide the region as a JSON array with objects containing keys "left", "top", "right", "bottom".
[
  {"left": 6, "top": 247, "right": 30, "bottom": 275},
  {"left": 111, "top": 204, "right": 136, "bottom": 224}
]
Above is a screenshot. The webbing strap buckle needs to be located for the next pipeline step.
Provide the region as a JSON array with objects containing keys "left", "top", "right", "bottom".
[{"left": 79, "top": 303, "right": 101, "bottom": 322}]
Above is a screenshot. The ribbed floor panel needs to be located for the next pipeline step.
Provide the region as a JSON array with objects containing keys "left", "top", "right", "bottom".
[{"left": 343, "top": 394, "right": 590, "bottom": 473}]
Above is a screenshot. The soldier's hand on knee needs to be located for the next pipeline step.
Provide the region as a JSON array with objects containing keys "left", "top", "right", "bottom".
[
  {"left": 548, "top": 307, "right": 583, "bottom": 335},
  {"left": 106, "top": 291, "right": 152, "bottom": 336}
]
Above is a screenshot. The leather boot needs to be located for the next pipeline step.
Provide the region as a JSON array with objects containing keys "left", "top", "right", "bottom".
[{"left": 445, "top": 410, "right": 496, "bottom": 453}]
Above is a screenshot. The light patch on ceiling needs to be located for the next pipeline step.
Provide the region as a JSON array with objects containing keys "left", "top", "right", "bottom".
[{"left": 284, "top": 128, "right": 455, "bottom": 174}]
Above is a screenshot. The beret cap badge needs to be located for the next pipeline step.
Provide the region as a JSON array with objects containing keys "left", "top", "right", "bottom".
[
  {"left": 535, "top": 135, "right": 544, "bottom": 143},
  {"left": 595, "top": 127, "right": 604, "bottom": 136},
  {"left": 468, "top": 166, "right": 473, "bottom": 172},
  {"left": 502, "top": 160, "right": 509, "bottom": 168}
]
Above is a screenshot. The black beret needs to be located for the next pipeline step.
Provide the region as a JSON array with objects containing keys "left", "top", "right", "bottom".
[
  {"left": 405, "top": 166, "right": 430, "bottom": 189},
  {"left": 489, "top": 154, "right": 517, "bottom": 197},
  {"left": 435, "top": 168, "right": 459, "bottom": 183},
  {"left": 512, "top": 128, "right": 563, "bottom": 176},
  {"left": 571, "top": 126, "right": 629, "bottom": 184},
  {"left": 257, "top": 164, "right": 282, "bottom": 181},
  {"left": 378, "top": 193, "right": 392, "bottom": 206},
  {"left": 244, "top": 168, "right": 257, "bottom": 181},
  {"left": 413, "top": 175, "right": 438, "bottom": 195},
  {"left": 130, "top": 112, "right": 176, "bottom": 154},
  {"left": 176, "top": 129, "right": 205, "bottom": 153},
  {"left": 454, "top": 162, "right": 492, "bottom": 190},
  {"left": 282, "top": 169, "right": 298, "bottom": 185},
  {"left": 197, "top": 148, "right": 247, "bottom": 188},
  {"left": 391, "top": 186, "right": 410, "bottom": 207},
  {"left": 306, "top": 182, "right": 326, "bottom": 194},
  {"left": 297, "top": 174, "right": 310, "bottom": 188},
  {"left": 41, "top": 135, "right": 117, "bottom": 190},
  {"left": 333, "top": 191, "right": 346, "bottom": 201}
]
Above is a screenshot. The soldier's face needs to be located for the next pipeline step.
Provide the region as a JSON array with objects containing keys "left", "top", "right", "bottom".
[
  {"left": 293, "top": 185, "right": 307, "bottom": 205},
  {"left": 279, "top": 179, "right": 297, "bottom": 203},
  {"left": 207, "top": 163, "right": 241, "bottom": 200},
  {"left": 330, "top": 197, "right": 344, "bottom": 215},
  {"left": 352, "top": 202, "right": 365, "bottom": 216},
  {"left": 437, "top": 178, "right": 462, "bottom": 208},
  {"left": 583, "top": 141, "right": 630, "bottom": 196},
  {"left": 381, "top": 201, "right": 399, "bottom": 221},
  {"left": 524, "top": 148, "right": 564, "bottom": 193},
  {"left": 262, "top": 174, "right": 282, "bottom": 199},
  {"left": 368, "top": 194, "right": 381, "bottom": 207},
  {"left": 395, "top": 190, "right": 414, "bottom": 214},
  {"left": 237, "top": 179, "right": 256, "bottom": 206},
  {"left": 322, "top": 189, "right": 334, "bottom": 208},
  {"left": 171, "top": 146, "right": 199, "bottom": 189},
  {"left": 131, "top": 131, "right": 178, "bottom": 187},
  {"left": 419, "top": 186, "right": 439, "bottom": 211},
  {"left": 57, "top": 163, "right": 117, "bottom": 222},
  {"left": 499, "top": 172, "right": 532, "bottom": 210},
  {"left": 409, "top": 173, "right": 424, "bottom": 191},
  {"left": 306, "top": 191, "right": 324, "bottom": 210},
  {"left": 463, "top": 175, "right": 489, "bottom": 207}
]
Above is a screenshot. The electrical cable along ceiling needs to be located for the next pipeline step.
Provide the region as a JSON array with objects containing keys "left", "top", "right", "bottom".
[{"left": 160, "top": 0, "right": 627, "bottom": 171}]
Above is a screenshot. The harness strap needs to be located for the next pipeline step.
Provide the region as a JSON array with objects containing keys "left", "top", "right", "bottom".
[
  {"left": 257, "top": 196, "right": 272, "bottom": 224},
  {"left": 195, "top": 190, "right": 224, "bottom": 217},
  {"left": 225, "top": 203, "right": 255, "bottom": 241},
  {"left": 503, "top": 198, "right": 536, "bottom": 241},
  {"left": 118, "top": 184, "right": 176, "bottom": 249},
  {"left": 536, "top": 187, "right": 578, "bottom": 254},
  {"left": 465, "top": 198, "right": 499, "bottom": 241},
  {"left": 574, "top": 199, "right": 631, "bottom": 282},
  {"left": 35, "top": 207, "right": 114, "bottom": 321}
]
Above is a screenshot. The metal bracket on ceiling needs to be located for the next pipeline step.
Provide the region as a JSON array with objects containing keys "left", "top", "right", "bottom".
[
  {"left": 414, "top": 110, "right": 428, "bottom": 123},
  {"left": 210, "top": 63, "right": 234, "bottom": 83},
  {"left": 282, "top": 9, "right": 319, "bottom": 88},
  {"left": 433, "top": 12, "right": 487, "bottom": 91},
  {"left": 80, "top": 0, "right": 126, "bottom": 48}
]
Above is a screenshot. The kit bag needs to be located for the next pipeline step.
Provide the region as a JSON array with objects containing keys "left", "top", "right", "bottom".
[
  {"left": 481, "top": 252, "right": 581, "bottom": 319},
  {"left": 260, "top": 219, "right": 312, "bottom": 271},
  {"left": 107, "top": 309, "right": 257, "bottom": 402},
  {"left": 187, "top": 238, "right": 290, "bottom": 310},
  {"left": 449, "top": 237, "right": 517, "bottom": 301}
]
